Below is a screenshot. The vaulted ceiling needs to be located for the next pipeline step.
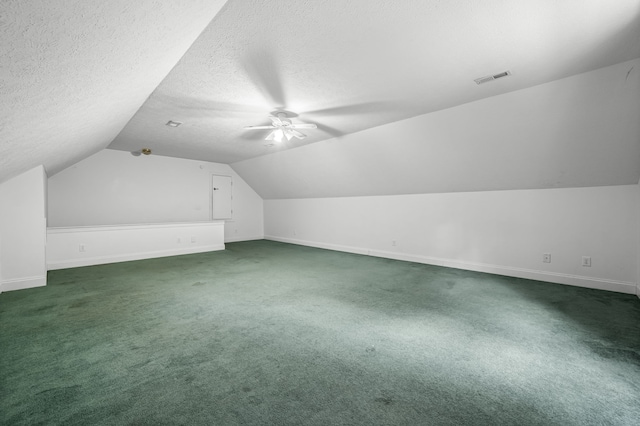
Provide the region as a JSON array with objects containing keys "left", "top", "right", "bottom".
[
  {"left": 1, "top": 0, "right": 228, "bottom": 184},
  {"left": 2, "top": 0, "right": 640, "bottom": 197}
]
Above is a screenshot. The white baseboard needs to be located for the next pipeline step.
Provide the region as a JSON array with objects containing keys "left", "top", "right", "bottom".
[
  {"left": 224, "top": 235, "right": 264, "bottom": 243},
  {"left": 47, "top": 244, "right": 225, "bottom": 270},
  {"left": 1, "top": 275, "right": 47, "bottom": 292},
  {"left": 266, "top": 236, "right": 370, "bottom": 256},
  {"left": 265, "top": 235, "right": 637, "bottom": 295}
]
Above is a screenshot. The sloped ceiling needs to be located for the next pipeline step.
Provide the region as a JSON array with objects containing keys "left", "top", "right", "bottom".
[
  {"left": 108, "top": 0, "right": 640, "bottom": 166},
  {"left": 2, "top": 0, "right": 640, "bottom": 197},
  {"left": 233, "top": 59, "right": 640, "bottom": 199},
  {"left": 0, "top": 0, "right": 228, "bottom": 184}
]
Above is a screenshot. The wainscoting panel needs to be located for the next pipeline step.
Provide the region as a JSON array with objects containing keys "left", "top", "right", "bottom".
[{"left": 47, "top": 222, "right": 225, "bottom": 270}]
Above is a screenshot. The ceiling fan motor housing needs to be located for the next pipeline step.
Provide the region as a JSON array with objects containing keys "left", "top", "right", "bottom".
[{"left": 245, "top": 110, "right": 317, "bottom": 143}]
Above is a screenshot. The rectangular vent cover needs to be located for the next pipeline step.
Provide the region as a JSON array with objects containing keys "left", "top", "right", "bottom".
[{"left": 474, "top": 70, "right": 512, "bottom": 85}]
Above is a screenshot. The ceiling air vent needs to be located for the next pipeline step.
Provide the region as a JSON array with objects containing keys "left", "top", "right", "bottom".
[{"left": 474, "top": 70, "right": 512, "bottom": 85}]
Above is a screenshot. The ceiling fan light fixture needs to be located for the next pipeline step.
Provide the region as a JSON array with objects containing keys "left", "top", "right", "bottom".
[
  {"left": 273, "top": 128, "right": 285, "bottom": 143},
  {"left": 244, "top": 111, "right": 317, "bottom": 142}
]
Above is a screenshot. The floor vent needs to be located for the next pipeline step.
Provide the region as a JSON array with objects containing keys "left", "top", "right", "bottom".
[{"left": 474, "top": 70, "right": 512, "bottom": 85}]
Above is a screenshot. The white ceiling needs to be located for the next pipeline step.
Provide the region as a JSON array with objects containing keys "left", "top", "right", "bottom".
[
  {"left": 2, "top": 0, "right": 640, "bottom": 194},
  {"left": 0, "top": 0, "right": 228, "bottom": 184},
  {"left": 108, "top": 0, "right": 640, "bottom": 164},
  {"left": 233, "top": 58, "right": 640, "bottom": 199}
]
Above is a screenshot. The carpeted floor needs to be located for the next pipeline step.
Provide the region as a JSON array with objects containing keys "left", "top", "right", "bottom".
[{"left": 1, "top": 240, "right": 639, "bottom": 425}]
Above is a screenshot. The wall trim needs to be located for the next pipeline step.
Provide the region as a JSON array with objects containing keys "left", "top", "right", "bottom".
[
  {"left": 1, "top": 275, "right": 47, "bottom": 292},
  {"left": 47, "top": 221, "right": 220, "bottom": 234},
  {"left": 265, "top": 235, "right": 636, "bottom": 295},
  {"left": 47, "top": 244, "right": 225, "bottom": 270},
  {"left": 224, "top": 235, "right": 264, "bottom": 243}
]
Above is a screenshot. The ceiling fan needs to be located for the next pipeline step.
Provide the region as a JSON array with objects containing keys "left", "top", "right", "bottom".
[{"left": 244, "top": 111, "right": 317, "bottom": 143}]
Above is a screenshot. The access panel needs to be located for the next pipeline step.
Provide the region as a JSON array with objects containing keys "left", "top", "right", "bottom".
[{"left": 211, "top": 175, "right": 232, "bottom": 220}]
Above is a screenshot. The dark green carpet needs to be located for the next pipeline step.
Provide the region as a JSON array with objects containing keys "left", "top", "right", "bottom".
[{"left": 1, "top": 240, "right": 639, "bottom": 425}]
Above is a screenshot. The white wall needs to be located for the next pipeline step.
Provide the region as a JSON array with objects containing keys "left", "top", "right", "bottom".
[
  {"left": 0, "top": 235, "right": 2, "bottom": 291},
  {"left": 0, "top": 165, "right": 47, "bottom": 292},
  {"left": 637, "top": 182, "right": 640, "bottom": 297},
  {"left": 265, "top": 185, "right": 638, "bottom": 294},
  {"left": 48, "top": 149, "right": 263, "bottom": 242}
]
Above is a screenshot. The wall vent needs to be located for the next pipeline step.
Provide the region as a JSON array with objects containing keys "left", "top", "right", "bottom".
[{"left": 474, "top": 70, "right": 512, "bottom": 85}]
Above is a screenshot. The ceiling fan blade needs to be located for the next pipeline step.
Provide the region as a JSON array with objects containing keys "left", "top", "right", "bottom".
[
  {"left": 290, "top": 129, "right": 307, "bottom": 140},
  {"left": 314, "top": 122, "right": 344, "bottom": 138},
  {"left": 244, "top": 125, "right": 275, "bottom": 130},
  {"left": 303, "top": 101, "right": 396, "bottom": 117},
  {"left": 284, "top": 129, "right": 294, "bottom": 141},
  {"left": 270, "top": 116, "right": 283, "bottom": 126},
  {"left": 290, "top": 123, "right": 317, "bottom": 129},
  {"left": 265, "top": 130, "right": 277, "bottom": 141},
  {"left": 242, "top": 48, "right": 287, "bottom": 109}
]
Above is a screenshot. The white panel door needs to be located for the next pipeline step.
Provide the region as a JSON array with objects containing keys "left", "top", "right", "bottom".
[{"left": 211, "top": 175, "right": 232, "bottom": 219}]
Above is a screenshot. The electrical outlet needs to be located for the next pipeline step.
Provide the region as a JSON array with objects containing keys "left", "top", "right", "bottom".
[
  {"left": 543, "top": 253, "right": 551, "bottom": 263},
  {"left": 582, "top": 256, "right": 591, "bottom": 267},
  {"left": 79, "top": 244, "right": 86, "bottom": 252}
]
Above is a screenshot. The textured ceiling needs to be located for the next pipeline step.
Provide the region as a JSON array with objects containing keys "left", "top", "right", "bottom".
[
  {"left": 0, "top": 0, "right": 228, "bottom": 184},
  {"left": 2, "top": 0, "right": 640, "bottom": 193},
  {"left": 108, "top": 0, "right": 640, "bottom": 164}
]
